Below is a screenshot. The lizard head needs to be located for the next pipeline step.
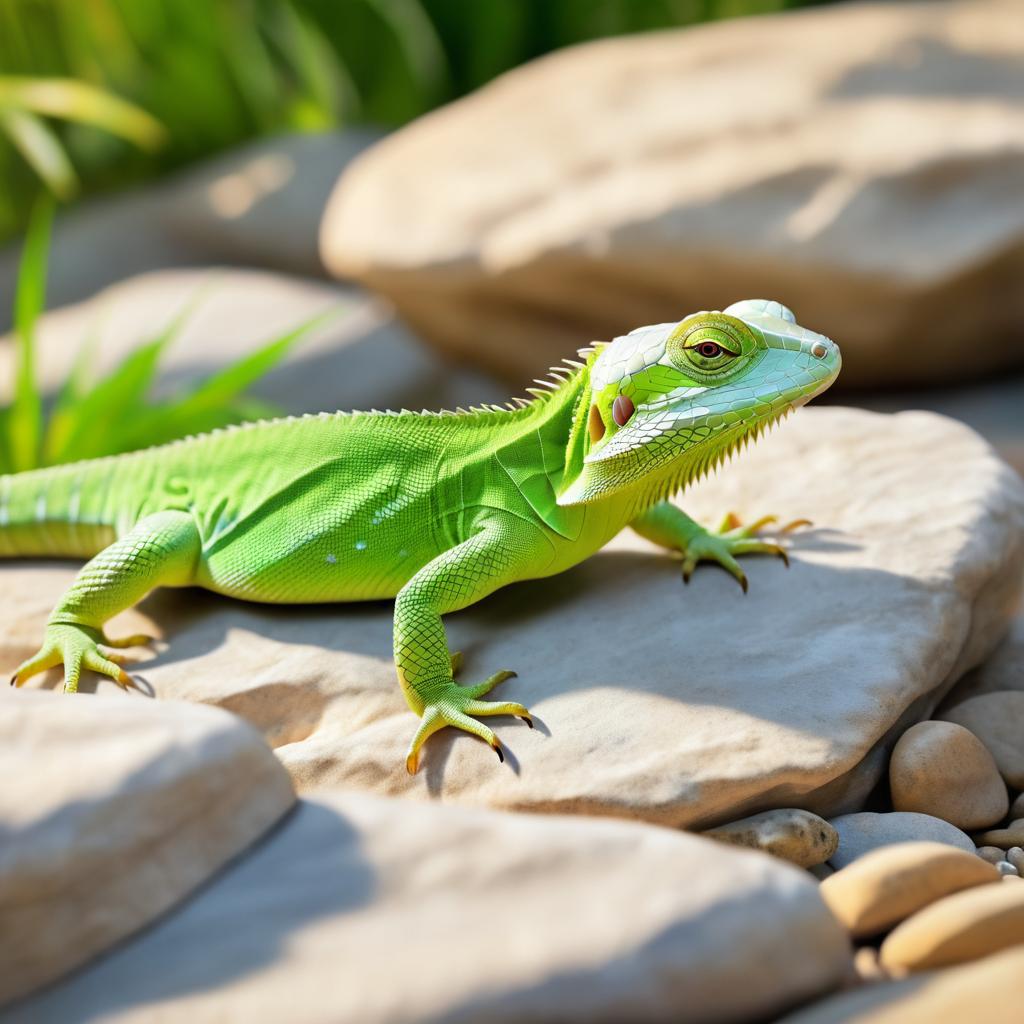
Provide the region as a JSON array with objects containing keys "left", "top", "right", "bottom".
[{"left": 557, "top": 299, "right": 841, "bottom": 506}]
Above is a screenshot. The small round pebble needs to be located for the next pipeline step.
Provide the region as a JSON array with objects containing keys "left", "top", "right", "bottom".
[
  {"left": 976, "top": 846, "right": 1006, "bottom": 865},
  {"left": 1010, "top": 792, "right": 1024, "bottom": 820},
  {"left": 889, "top": 721, "right": 1008, "bottom": 830},
  {"left": 820, "top": 841, "right": 999, "bottom": 938},
  {"left": 880, "top": 881, "right": 1024, "bottom": 971},
  {"left": 701, "top": 808, "right": 838, "bottom": 868},
  {"left": 996, "top": 861, "right": 1019, "bottom": 877},
  {"left": 974, "top": 819, "right": 1024, "bottom": 850},
  {"left": 1007, "top": 847, "right": 1024, "bottom": 873}
]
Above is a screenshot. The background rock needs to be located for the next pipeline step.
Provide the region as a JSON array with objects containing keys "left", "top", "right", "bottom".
[
  {"left": 0, "top": 690, "right": 295, "bottom": 1006},
  {"left": 321, "top": 0, "right": 1024, "bottom": 390},
  {"left": 888, "top": 721, "right": 1007, "bottom": 829},
  {"left": 3, "top": 792, "right": 852, "bottom": 1024},
  {"left": 160, "top": 131, "right": 383, "bottom": 278},
  {"left": 2, "top": 407, "right": 1021, "bottom": 831},
  {"left": 829, "top": 813, "right": 975, "bottom": 870}
]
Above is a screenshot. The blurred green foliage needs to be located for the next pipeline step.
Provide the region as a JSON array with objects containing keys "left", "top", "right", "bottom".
[
  {"left": 0, "top": 200, "right": 331, "bottom": 472},
  {"left": 0, "top": 0, "right": 822, "bottom": 242}
]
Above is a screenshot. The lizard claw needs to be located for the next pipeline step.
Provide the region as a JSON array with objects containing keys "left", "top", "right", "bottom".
[{"left": 405, "top": 669, "right": 528, "bottom": 774}]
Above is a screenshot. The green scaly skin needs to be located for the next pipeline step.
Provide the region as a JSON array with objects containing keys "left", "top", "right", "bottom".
[{"left": 3, "top": 300, "right": 840, "bottom": 773}]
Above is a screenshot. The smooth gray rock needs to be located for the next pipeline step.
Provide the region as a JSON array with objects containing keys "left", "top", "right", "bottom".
[{"left": 829, "top": 812, "right": 975, "bottom": 869}]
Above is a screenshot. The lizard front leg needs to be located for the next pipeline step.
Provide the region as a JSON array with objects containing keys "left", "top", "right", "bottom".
[
  {"left": 395, "top": 520, "right": 539, "bottom": 774},
  {"left": 10, "top": 510, "right": 200, "bottom": 692},
  {"left": 630, "top": 501, "right": 809, "bottom": 593}
]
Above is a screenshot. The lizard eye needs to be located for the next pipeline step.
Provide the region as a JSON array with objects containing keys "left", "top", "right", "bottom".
[{"left": 695, "top": 341, "right": 723, "bottom": 358}]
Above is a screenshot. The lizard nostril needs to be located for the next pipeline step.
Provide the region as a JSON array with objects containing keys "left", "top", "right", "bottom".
[{"left": 811, "top": 341, "right": 829, "bottom": 359}]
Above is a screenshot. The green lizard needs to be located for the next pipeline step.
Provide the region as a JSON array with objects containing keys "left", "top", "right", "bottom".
[{"left": 4, "top": 299, "right": 840, "bottom": 773}]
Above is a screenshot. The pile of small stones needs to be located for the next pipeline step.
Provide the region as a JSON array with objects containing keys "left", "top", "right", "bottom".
[{"left": 703, "top": 688, "right": 1024, "bottom": 984}]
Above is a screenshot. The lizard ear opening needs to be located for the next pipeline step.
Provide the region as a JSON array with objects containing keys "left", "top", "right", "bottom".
[{"left": 588, "top": 404, "right": 606, "bottom": 444}]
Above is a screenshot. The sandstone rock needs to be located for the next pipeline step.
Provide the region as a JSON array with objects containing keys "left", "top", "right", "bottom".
[
  {"left": 829, "top": 813, "right": 974, "bottom": 870},
  {"left": 938, "top": 584, "right": 1024, "bottom": 709},
  {"left": 2, "top": 792, "right": 852, "bottom": 1023},
  {"left": 322, "top": 0, "right": 1024, "bottom": 390},
  {"left": 879, "top": 881, "right": 1024, "bottom": 971},
  {"left": 2, "top": 409, "right": 1022, "bottom": 829},
  {"left": 0, "top": 268, "right": 505, "bottom": 419},
  {"left": 975, "top": 821, "right": 1024, "bottom": 850},
  {"left": 819, "top": 841, "right": 998, "bottom": 938},
  {"left": 778, "top": 946, "right": 1024, "bottom": 1023},
  {"left": 162, "top": 131, "right": 382, "bottom": 278},
  {"left": 940, "top": 692, "right": 1024, "bottom": 789},
  {"left": 852, "top": 947, "right": 888, "bottom": 985},
  {"left": 0, "top": 690, "right": 295, "bottom": 1006},
  {"left": 889, "top": 721, "right": 1008, "bottom": 829},
  {"left": 702, "top": 809, "right": 838, "bottom": 868}
]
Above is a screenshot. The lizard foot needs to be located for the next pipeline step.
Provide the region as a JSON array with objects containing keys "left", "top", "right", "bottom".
[
  {"left": 405, "top": 668, "right": 530, "bottom": 774},
  {"left": 682, "top": 512, "right": 811, "bottom": 593},
  {"left": 10, "top": 623, "right": 139, "bottom": 693}
]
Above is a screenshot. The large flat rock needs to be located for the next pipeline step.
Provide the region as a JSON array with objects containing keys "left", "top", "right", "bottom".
[
  {"left": 321, "top": 0, "right": 1024, "bottom": 390},
  {"left": 2, "top": 407, "right": 1020, "bottom": 830},
  {"left": 0, "top": 690, "right": 295, "bottom": 1006},
  {"left": 3, "top": 791, "right": 851, "bottom": 1023}
]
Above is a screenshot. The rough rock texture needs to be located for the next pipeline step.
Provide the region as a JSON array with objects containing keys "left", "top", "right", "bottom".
[
  {"left": 829, "top": 813, "right": 975, "bottom": 870},
  {"left": 0, "top": 690, "right": 295, "bottom": 1007},
  {"left": 779, "top": 946, "right": 1024, "bottom": 1023},
  {"left": 702, "top": 809, "right": 838, "bottom": 868},
  {"left": 819, "top": 842, "right": 999, "bottom": 938},
  {"left": 161, "top": 131, "right": 382, "bottom": 278},
  {"left": 889, "top": 721, "right": 1008, "bottom": 829},
  {"left": 940, "top": 692, "right": 1024, "bottom": 789},
  {"left": 879, "top": 882, "right": 1024, "bottom": 971},
  {"left": 321, "top": 0, "right": 1024, "bottom": 389},
  {"left": 1, "top": 408, "right": 1022, "bottom": 830},
  {"left": 3, "top": 792, "right": 852, "bottom": 1024},
  {"left": 0, "top": 268, "right": 505, "bottom": 419}
]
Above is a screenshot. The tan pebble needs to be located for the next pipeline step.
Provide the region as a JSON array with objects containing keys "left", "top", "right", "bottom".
[
  {"left": 853, "top": 945, "right": 887, "bottom": 984},
  {"left": 879, "top": 879, "right": 1024, "bottom": 971},
  {"left": 889, "top": 722, "right": 1008, "bottom": 830},
  {"left": 942, "top": 692, "right": 1024, "bottom": 789},
  {"left": 820, "top": 841, "right": 998, "bottom": 939},
  {"left": 974, "top": 819, "right": 1024, "bottom": 849},
  {"left": 997, "top": 861, "right": 1019, "bottom": 877},
  {"left": 701, "top": 808, "right": 838, "bottom": 868},
  {"left": 976, "top": 845, "right": 1006, "bottom": 864},
  {"left": 1007, "top": 847, "right": 1024, "bottom": 873}
]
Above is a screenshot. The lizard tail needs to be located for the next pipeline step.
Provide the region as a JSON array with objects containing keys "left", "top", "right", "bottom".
[{"left": 0, "top": 458, "right": 122, "bottom": 559}]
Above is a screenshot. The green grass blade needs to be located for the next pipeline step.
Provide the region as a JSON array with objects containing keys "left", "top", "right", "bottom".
[
  {"left": 45, "top": 296, "right": 197, "bottom": 464},
  {"left": 0, "top": 108, "right": 77, "bottom": 198},
  {"left": 119, "top": 309, "right": 336, "bottom": 450},
  {"left": 8, "top": 197, "right": 53, "bottom": 472},
  {"left": 0, "top": 76, "right": 166, "bottom": 150}
]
